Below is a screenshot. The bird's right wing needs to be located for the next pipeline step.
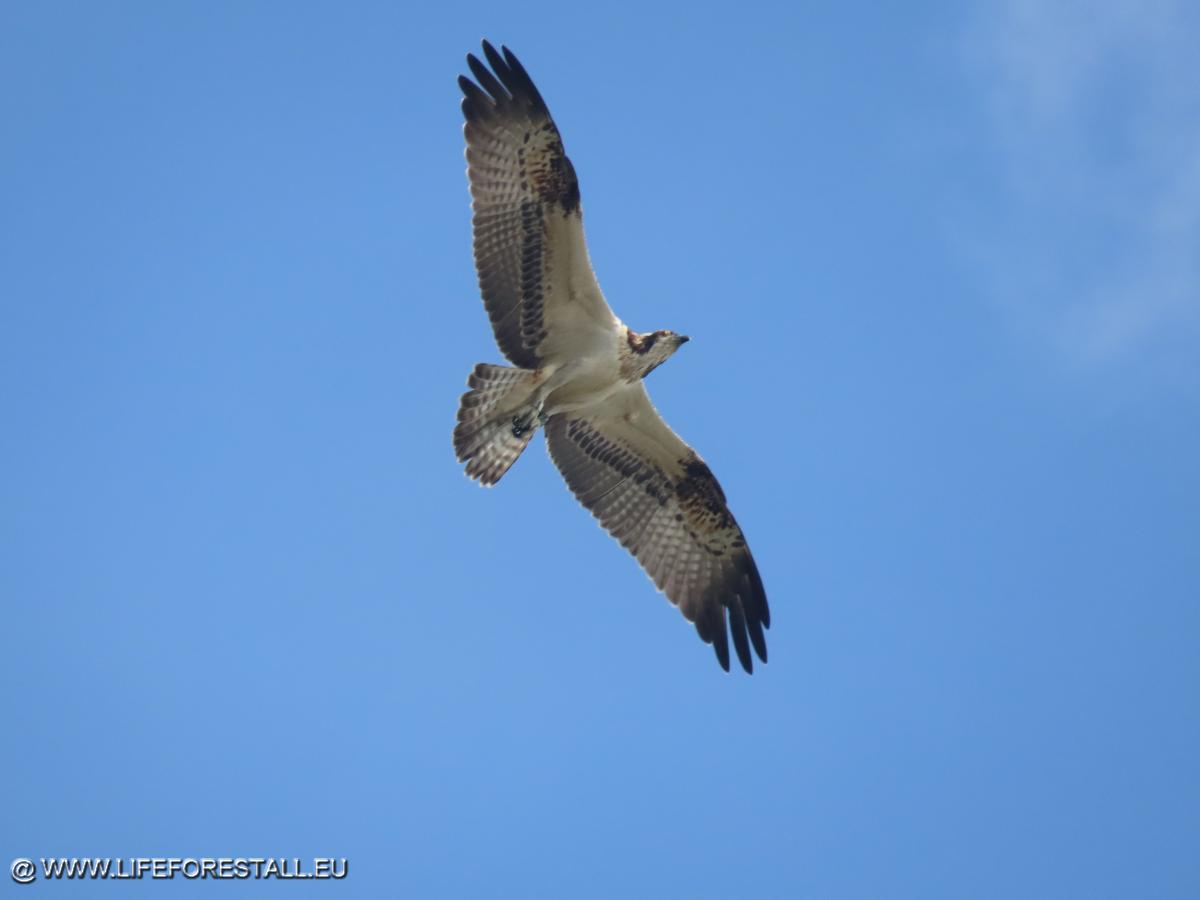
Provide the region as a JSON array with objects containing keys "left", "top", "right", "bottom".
[
  {"left": 545, "top": 384, "right": 769, "bottom": 673},
  {"left": 460, "top": 41, "right": 617, "bottom": 369}
]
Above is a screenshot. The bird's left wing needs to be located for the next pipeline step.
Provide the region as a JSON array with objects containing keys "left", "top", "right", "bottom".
[{"left": 545, "top": 385, "right": 770, "bottom": 673}]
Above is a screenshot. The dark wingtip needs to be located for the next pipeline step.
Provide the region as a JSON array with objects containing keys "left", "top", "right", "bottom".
[
  {"left": 467, "top": 51, "right": 510, "bottom": 104},
  {"left": 458, "top": 74, "right": 496, "bottom": 124},
  {"left": 728, "top": 602, "right": 754, "bottom": 674},
  {"left": 481, "top": 39, "right": 509, "bottom": 80},
  {"left": 713, "top": 623, "right": 731, "bottom": 673},
  {"left": 747, "top": 612, "right": 768, "bottom": 664},
  {"left": 738, "top": 551, "right": 770, "bottom": 665},
  {"left": 715, "top": 645, "right": 731, "bottom": 672},
  {"left": 469, "top": 41, "right": 549, "bottom": 118},
  {"left": 747, "top": 557, "right": 770, "bottom": 630}
]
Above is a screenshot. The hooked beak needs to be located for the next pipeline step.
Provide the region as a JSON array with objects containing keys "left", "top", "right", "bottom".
[{"left": 677, "top": 334, "right": 690, "bottom": 344}]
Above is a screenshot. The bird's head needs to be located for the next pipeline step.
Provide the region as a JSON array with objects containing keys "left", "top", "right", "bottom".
[{"left": 625, "top": 328, "right": 690, "bottom": 379}]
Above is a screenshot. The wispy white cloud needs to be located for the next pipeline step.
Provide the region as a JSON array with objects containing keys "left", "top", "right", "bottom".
[{"left": 965, "top": 0, "right": 1200, "bottom": 372}]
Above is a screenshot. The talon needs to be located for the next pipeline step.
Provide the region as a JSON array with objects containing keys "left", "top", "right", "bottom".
[{"left": 511, "top": 415, "right": 529, "bottom": 438}]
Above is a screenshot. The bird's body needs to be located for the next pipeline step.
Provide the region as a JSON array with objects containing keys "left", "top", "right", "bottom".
[{"left": 453, "top": 42, "right": 770, "bottom": 672}]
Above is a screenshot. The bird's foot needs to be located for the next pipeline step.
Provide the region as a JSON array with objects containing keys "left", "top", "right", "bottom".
[{"left": 511, "top": 402, "right": 544, "bottom": 438}]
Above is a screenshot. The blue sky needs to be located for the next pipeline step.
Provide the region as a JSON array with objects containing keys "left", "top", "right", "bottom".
[{"left": 2, "top": 2, "right": 1197, "bottom": 897}]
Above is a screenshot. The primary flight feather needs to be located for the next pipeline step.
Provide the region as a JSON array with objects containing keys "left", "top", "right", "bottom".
[{"left": 453, "top": 41, "right": 770, "bottom": 673}]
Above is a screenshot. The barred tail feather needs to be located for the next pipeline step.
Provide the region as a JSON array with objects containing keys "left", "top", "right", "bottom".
[{"left": 454, "top": 363, "right": 536, "bottom": 485}]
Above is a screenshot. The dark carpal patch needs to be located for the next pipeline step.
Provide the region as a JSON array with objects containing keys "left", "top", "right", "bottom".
[
  {"left": 549, "top": 151, "right": 580, "bottom": 214},
  {"left": 675, "top": 457, "right": 734, "bottom": 552},
  {"left": 679, "top": 457, "right": 729, "bottom": 508},
  {"left": 528, "top": 125, "right": 580, "bottom": 214}
]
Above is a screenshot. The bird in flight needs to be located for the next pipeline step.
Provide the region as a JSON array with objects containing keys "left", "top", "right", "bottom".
[{"left": 453, "top": 41, "right": 770, "bottom": 673}]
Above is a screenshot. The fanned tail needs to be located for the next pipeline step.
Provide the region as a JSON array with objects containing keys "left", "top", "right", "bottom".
[{"left": 453, "top": 363, "right": 537, "bottom": 485}]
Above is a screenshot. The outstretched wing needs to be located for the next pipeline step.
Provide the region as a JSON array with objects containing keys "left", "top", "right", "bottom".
[
  {"left": 545, "top": 385, "right": 770, "bottom": 673},
  {"left": 459, "top": 41, "right": 616, "bottom": 369}
]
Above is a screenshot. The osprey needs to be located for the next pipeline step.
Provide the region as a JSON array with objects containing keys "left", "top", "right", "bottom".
[{"left": 453, "top": 41, "right": 770, "bottom": 673}]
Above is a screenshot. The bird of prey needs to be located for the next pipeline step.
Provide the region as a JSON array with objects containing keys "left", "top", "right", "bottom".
[{"left": 452, "top": 41, "right": 770, "bottom": 673}]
